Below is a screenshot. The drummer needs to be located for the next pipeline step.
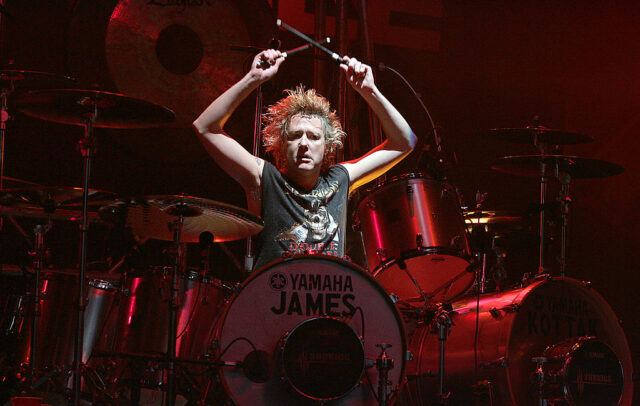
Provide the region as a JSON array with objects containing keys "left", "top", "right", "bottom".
[{"left": 193, "top": 49, "right": 416, "bottom": 270}]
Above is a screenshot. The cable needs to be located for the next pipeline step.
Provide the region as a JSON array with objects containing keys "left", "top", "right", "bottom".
[{"left": 176, "top": 278, "right": 201, "bottom": 339}]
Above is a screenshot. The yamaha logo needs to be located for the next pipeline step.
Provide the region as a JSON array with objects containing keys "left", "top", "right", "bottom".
[{"left": 269, "top": 272, "right": 288, "bottom": 291}]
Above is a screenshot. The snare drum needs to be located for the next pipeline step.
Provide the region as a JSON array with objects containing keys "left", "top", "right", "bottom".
[
  {"left": 211, "top": 255, "right": 407, "bottom": 406},
  {"left": 356, "top": 174, "right": 473, "bottom": 303},
  {"left": 398, "top": 277, "right": 634, "bottom": 406}
]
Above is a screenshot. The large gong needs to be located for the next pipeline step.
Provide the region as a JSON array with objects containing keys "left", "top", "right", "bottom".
[{"left": 67, "top": 0, "right": 275, "bottom": 163}]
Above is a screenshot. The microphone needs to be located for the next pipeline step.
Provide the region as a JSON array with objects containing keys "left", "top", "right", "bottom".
[{"left": 242, "top": 350, "right": 273, "bottom": 383}]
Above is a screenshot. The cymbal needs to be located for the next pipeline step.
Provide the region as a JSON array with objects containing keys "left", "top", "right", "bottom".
[
  {"left": 491, "top": 155, "right": 624, "bottom": 179},
  {"left": 13, "top": 89, "right": 175, "bottom": 129},
  {"left": 1, "top": 175, "right": 40, "bottom": 187},
  {"left": 0, "top": 186, "right": 118, "bottom": 211},
  {"left": 100, "top": 195, "right": 263, "bottom": 243},
  {"left": 485, "top": 127, "right": 593, "bottom": 145},
  {"left": 464, "top": 210, "right": 523, "bottom": 224},
  {"left": 0, "top": 70, "right": 76, "bottom": 91}
]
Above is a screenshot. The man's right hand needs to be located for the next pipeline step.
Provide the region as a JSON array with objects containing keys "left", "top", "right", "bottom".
[{"left": 250, "top": 49, "right": 286, "bottom": 84}]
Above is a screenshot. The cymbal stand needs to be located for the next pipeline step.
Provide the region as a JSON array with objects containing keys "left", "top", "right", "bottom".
[
  {"left": 166, "top": 209, "right": 187, "bottom": 406},
  {"left": 28, "top": 223, "right": 50, "bottom": 379},
  {"left": 244, "top": 83, "right": 263, "bottom": 273},
  {"left": 72, "top": 106, "right": 98, "bottom": 405},
  {"left": 533, "top": 133, "right": 549, "bottom": 274},
  {"left": 557, "top": 171, "right": 571, "bottom": 277}
]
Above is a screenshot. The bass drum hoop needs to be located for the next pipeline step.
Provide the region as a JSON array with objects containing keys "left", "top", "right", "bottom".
[{"left": 213, "top": 255, "right": 407, "bottom": 406}]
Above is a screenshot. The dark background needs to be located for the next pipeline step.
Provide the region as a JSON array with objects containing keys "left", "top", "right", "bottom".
[{"left": 0, "top": 0, "right": 637, "bottom": 401}]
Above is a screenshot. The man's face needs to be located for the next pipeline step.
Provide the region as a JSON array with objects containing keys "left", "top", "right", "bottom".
[{"left": 284, "top": 114, "right": 326, "bottom": 176}]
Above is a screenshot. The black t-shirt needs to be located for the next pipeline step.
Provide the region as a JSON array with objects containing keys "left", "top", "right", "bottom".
[{"left": 254, "top": 161, "right": 350, "bottom": 270}]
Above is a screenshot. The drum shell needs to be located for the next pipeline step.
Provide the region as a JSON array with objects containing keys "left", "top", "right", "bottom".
[
  {"left": 211, "top": 255, "right": 407, "bottom": 406},
  {"left": 356, "top": 175, "right": 470, "bottom": 270},
  {"left": 14, "top": 272, "right": 119, "bottom": 369},
  {"left": 104, "top": 268, "right": 228, "bottom": 360},
  {"left": 399, "top": 277, "right": 633, "bottom": 406}
]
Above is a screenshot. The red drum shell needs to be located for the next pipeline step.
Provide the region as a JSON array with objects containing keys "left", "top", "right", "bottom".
[
  {"left": 399, "top": 277, "right": 633, "bottom": 406},
  {"left": 357, "top": 174, "right": 472, "bottom": 302},
  {"left": 212, "top": 255, "right": 407, "bottom": 406}
]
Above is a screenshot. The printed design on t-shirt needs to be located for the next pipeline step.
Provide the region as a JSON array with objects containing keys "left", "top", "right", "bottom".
[{"left": 275, "top": 180, "right": 341, "bottom": 251}]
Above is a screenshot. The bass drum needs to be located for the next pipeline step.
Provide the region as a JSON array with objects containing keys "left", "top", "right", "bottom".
[
  {"left": 211, "top": 255, "right": 407, "bottom": 406},
  {"left": 356, "top": 174, "right": 473, "bottom": 304},
  {"left": 398, "top": 277, "right": 633, "bottom": 406}
]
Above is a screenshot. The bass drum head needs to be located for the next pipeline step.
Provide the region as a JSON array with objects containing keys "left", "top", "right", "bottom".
[
  {"left": 543, "top": 337, "right": 624, "bottom": 406},
  {"left": 373, "top": 249, "right": 474, "bottom": 304},
  {"left": 213, "top": 255, "right": 406, "bottom": 406}
]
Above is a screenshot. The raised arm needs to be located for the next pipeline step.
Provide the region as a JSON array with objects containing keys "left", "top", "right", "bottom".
[
  {"left": 192, "top": 49, "right": 285, "bottom": 210},
  {"left": 339, "top": 57, "right": 417, "bottom": 190}
]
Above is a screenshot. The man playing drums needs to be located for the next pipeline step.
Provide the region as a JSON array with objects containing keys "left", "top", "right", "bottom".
[{"left": 193, "top": 49, "right": 416, "bottom": 269}]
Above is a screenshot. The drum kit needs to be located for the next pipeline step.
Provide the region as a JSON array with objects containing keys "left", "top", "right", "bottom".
[{"left": 0, "top": 67, "right": 634, "bottom": 406}]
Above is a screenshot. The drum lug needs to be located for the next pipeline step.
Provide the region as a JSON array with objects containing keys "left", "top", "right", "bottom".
[
  {"left": 406, "top": 350, "right": 414, "bottom": 361},
  {"left": 376, "top": 248, "right": 387, "bottom": 262},
  {"left": 503, "top": 303, "right": 519, "bottom": 313},
  {"left": 582, "top": 280, "right": 591, "bottom": 289},
  {"left": 389, "top": 293, "right": 399, "bottom": 304}
]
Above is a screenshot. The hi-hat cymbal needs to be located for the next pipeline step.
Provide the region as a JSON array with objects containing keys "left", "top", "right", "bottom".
[
  {"left": 485, "top": 127, "right": 593, "bottom": 145},
  {"left": 464, "top": 210, "right": 523, "bottom": 224},
  {"left": 0, "top": 70, "right": 76, "bottom": 91},
  {"left": 491, "top": 155, "right": 624, "bottom": 179},
  {"left": 100, "top": 195, "right": 263, "bottom": 243},
  {"left": 13, "top": 89, "right": 176, "bottom": 129},
  {"left": 0, "top": 186, "right": 118, "bottom": 211}
]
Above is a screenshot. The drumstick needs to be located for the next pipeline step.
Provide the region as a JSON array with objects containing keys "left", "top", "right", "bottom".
[
  {"left": 277, "top": 19, "right": 346, "bottom": 65},
  {"left": 256, "top": 37, "right": 331, "bottom": 68}
]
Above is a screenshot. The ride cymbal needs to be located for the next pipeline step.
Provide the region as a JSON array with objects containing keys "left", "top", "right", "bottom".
[
  {"left": 13, "top": 89, "right": 175, "bottom": 129},
  {"left": 0, "top": 70, "right": 76, "bottom": 92}
]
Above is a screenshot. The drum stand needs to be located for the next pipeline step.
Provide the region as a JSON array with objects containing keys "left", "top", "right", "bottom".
[
  {"left": 434, "top": 310, "right": 453, "bottom": 406},
  {"left": 375, "top": 343, "right": 394, "bottom": 406},
  {"left": 72, "top": 108, "right": 98, "bottom": 406}
]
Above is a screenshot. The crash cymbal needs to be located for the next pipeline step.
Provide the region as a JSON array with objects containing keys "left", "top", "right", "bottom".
[
  {"left": 100, "top": 195, "right": 263, "bottom": 243},
  {"left": 0, "top": 70, "right": 76, "bottom": 91},
  {"left": 13, "top": 89, "right": 175, "bottom": 129},
  {"left": 0, "top": 186, "right": 118, "bottom": 211},
  {"left": 491, "top": 155, "right": 624, "bottom": 179},
  {"left": 485, "top": 127, "right": 593, "bottom": 145}
]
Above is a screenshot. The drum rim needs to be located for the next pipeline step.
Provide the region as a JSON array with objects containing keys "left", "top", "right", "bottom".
[
  {"left": 213, "top": 254, "right": 408, "bottom": 404},
  {"left": 372, "top": 247, "right": 474, "bottom": 273},
  {"left": 361, "top": 172, "right": 448, "bottom": 196},
  {"left": 558, "top": 337, "right": 625, "bottom": 406}
]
